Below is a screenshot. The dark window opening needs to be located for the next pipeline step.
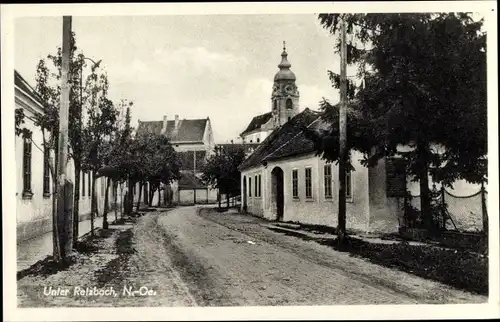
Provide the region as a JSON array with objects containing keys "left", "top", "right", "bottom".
[
  {"left": 305, "top": 167, "right": 312, "bottom": 199},
  {"left": 292, "top": 169, "right": 299, "bottom": 199},
  {"left": 22, "top": 132, "right": 32, "bottom": 195},
  {"left": 43, "top": 147, "right": 50, "bottom": 196},
  {"left": 286, "top": 98, "right": 293, "bottom": 109}
]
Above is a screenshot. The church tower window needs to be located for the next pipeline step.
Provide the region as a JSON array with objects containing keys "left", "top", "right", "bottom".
[{"left": 286, "top": 98, "right": 293, "bottom": 109}]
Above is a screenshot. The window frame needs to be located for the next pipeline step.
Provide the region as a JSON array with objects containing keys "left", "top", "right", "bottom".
[
  {"left": 324, "top": 164, "right": 332, "bottom": 199},
  {"left": 292, "top": 168, "right": 299, "bottom": 199},
  {"left": 254, "top": 175, "right": 258, "bottom": 197},
  {"left": 249, "top": 176, "right": 252, "bottom": 197},
  {"left": 258, "top": 174, "right": 262, "bottom": 197},
  {"left": 43, "top": 146, "right": 51, "bottom": 197},
  {"left": 305, "top": 167, "right": 313, "bottom": 199},
  {"left": 22, "top": 132, "right": 33, "bottom": 198}
]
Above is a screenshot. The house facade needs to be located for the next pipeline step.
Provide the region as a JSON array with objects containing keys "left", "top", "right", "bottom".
[
  {"left": 239, "top": 108, "right": 485, "bottom": 233},
  {"left": 239, "top": 108, "right": 403, "bottom": 233},
  {"left": 15, "top": 70, "right": 114, "bottom": 243},
  {"left": 136, "top": 114, "right": 218, "bottom": 205}
]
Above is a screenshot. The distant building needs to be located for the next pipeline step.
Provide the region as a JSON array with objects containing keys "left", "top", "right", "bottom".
[
  {"left": 15, "top": 70, "right": 111, "bottom": 242},
  {"left": 216, "top": 143, "right": 260, "bottom": 157},
  {"left": 136, "top": 114, "right": 218, "bottom": 205},
  {"left": 240, "top": 43, "right": 300, "bottom": 144}
]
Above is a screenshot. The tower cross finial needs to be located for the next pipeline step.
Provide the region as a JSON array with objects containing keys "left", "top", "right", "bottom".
[{"left": 283, "top": 40, "right": 286, "bottom": 51}]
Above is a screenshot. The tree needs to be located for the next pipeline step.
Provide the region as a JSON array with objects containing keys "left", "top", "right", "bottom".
[
  {"left": 33, "top": 31, "right": 105, "bottom": 249},
  {"left": 201, "top": 145, "right": 246, "bottom": 209},
  {"left": 311, "top": 13, "right": 487, "bottom": 231},
  {"left": 129, "top": 132, "right": 181, "bottom": 212},
  {"left": 81, "top": 67, "right": 118, "bottom": 232}
]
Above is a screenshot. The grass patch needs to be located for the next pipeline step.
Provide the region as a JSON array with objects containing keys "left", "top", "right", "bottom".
[
  {"left": 321, "top": 237, "right": 488, "bottom": 295},
  {"left": 268, "top": 226, "right": 488, "bottom": 295},
  {"left": 94, "top": 228, "right": 135, "bottom": 287}
]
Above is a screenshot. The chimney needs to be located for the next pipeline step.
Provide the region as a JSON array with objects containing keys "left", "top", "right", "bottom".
[
  {"left": 161, "top": 115, "right": 167, "bottom": 134},
  {"left": 174, "top": 114, "right": 180, "bottom": 130}
]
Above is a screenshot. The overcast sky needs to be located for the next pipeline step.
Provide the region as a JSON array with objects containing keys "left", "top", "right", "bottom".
[{"left": 14, "top": 15, "right": 359, "bottom": 143}]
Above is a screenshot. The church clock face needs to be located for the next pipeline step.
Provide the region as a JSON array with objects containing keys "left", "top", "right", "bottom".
[{"left": 285, "top": 84, "right": 294, "bottom": 94}]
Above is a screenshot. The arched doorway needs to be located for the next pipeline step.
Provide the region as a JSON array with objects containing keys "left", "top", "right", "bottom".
[
  {"left": 271, "top": 167, "right": 284, "bottom": 221},
  {"left": 242, "top": 176, "right": 247, "bottom": 212}
]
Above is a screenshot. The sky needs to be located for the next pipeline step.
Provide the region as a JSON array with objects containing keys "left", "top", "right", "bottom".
[{"left": 15, "top": 15, "right": 359, "bottom": 143}]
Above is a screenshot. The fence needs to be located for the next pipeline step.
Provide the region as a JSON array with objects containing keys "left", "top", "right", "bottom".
[{"left": 403, "top": 184, "right": 487, "bottom": 233}]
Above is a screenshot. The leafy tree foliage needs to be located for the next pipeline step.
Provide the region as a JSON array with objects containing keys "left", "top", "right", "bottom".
[
  {"left": 201, "top": 145, "right": 246, "bottom": 208},
  {"left": 310, "top": 13, "right": 486, "bottom": 230}
]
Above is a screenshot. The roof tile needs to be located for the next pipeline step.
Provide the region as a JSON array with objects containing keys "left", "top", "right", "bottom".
[
  {"left": 239, "top": 108, "right": 321, "bottom": 170},
  {"left": 240, "top": 112, "right": 273, "bottom": 136}
]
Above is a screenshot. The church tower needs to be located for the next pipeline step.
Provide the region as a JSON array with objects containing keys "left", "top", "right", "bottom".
[{"left": 271, "top": 41, "right": 300, "bottom": 128}]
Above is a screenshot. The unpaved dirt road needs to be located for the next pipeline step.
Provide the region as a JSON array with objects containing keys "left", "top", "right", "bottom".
[{"left": 145, "top": 206, "right": 486, "bottom": 306}]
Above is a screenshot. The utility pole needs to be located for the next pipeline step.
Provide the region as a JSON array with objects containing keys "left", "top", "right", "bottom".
[
  {"left": 337, "top": 16, "right": 348, "bottom": 244},
  {"left": 56, "top": 16, "right": 74, "bottom": 260}
]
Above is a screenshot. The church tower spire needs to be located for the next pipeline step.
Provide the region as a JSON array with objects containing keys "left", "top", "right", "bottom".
[{"left": 271, "top": 41, "right": 299, "bottom": 128}]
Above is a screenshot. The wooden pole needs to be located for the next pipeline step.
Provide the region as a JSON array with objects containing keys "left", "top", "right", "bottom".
[
  {"left": 56, "top": 16, "right": 74, "bottom": 259},
  {"left": 337, "top": 16, "right": 348, "bottom": 244}
]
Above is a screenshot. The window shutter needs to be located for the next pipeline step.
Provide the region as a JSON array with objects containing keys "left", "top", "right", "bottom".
[{"left": 386, "top": 157, "right": 406, "bottom": 197}]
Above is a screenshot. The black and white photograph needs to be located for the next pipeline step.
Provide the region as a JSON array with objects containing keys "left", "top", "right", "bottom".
[{"left": 2, "top": 1, "right": 498, "bottom": 321}]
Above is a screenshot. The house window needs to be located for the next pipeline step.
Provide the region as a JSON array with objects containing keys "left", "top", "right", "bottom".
[
  {"left": 324, "top": 164, "right": 332, "bottom": 199},
  {"left": 346, "top": 170, "right": 353, "bottom": 200},
  {"left": 249, "top": 177, "right": 252, "bottom": 197},
  {"left": 305, "top": 167, "right": 312, "bottom": 199},
  {"left": 22, "top": 133, "right": 32, "bottom": 196},
  {"left": 386, "top": 157, "right": 407, "bottom": 197},
  {"left": 292, "top": 169, "right": 299, "bottom": 199},
  {"left": 43, "top": 147, "right": 50, "bottom": 196},
  {"left": 257, "top": 138, "right": 260, "bottom": 143},
  {"left": 254, "top": 175, "right": 258, "bottom": 197},
  {"left": 258, "top": 174, "right": 262, "bottom": 197},
  {"left": 286, "top": 98, "right": 293, "bottom": 109},
  {"left": 82, "top": 170, "right": 86, "bottom": 197}
]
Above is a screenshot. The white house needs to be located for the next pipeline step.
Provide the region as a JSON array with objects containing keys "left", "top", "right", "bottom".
[
  {"left": 136, "top": 114, "right": 218, "bottom": 205},
  {"left": 239, "top": 107, "right": 485, "bottom": 233},
  {"left": 15, "top": 70, "right": 117, "bottom": 242}
]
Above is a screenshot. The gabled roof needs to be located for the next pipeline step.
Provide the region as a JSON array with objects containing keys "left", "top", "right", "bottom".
[
  {"left": 239, "top": 108, "right": 321, "bottom": 171},
  {"left": 263, "top": 117, "right": 326, "bottom": 162},
  {"left": 14, "top": 70, "right": 45, "bottom": 111},
  {"left": 137, "top": 118, "right": 208, "bottom": 143},
  {"left": 136, "top": 121, "right": 163, "bottom": 136},
  {"left": 178, "top": 171, "right": 207, "bottom": 189},
  {"left": 217, "top": 143, "right": 260, "bottom": 155},
  {"left": 240, "top": 112, "right": 273, "bottom": 136}
]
